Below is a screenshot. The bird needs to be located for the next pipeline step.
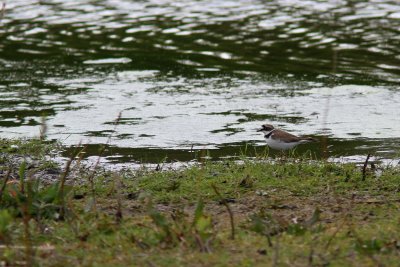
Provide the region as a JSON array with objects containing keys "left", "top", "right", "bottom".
[{"left": 257, "top": 124, "right": 316, "bottom": 151}]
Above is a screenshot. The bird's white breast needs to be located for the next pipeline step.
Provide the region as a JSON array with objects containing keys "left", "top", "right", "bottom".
[{"left": 265, "top": 137, "right": 299, "bottom": 150}]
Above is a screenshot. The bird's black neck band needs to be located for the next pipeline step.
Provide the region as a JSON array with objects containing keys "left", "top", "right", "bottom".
[{"left": 264, "top": 130, "right": 274, "bottom": 138}]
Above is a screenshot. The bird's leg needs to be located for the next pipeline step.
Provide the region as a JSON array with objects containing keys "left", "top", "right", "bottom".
[{"left": 278, "top": 150, "right": 287, "bottom": 163}]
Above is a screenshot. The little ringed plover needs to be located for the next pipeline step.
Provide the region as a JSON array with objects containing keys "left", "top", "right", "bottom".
[{"left": 257, "top": 124, "right": 316, "bottom": 151}]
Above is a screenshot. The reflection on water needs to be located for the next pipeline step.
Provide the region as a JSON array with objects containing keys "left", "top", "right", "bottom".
[
  {"left": 0, "top": 0, "right": 399, "bottom": 163},
  {"left": 63, "top": 138, "right": 400, "bottom": 165}
]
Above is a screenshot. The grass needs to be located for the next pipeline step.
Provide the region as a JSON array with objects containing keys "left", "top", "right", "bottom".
[
  {"left": 0, "top": 138, "right": 60, "bottom": 171},
  {"left": 1, "top": 139, "right": 400, "bottom": 266},
  {"left": 0, "top": 138, "right": 58, "bottom": 158}
]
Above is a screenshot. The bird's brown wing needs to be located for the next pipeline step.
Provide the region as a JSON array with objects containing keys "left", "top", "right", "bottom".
[{"left": 271, "top": 129, "right": 302, "bottom": 143}]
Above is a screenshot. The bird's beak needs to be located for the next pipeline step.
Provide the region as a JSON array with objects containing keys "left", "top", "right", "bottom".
[{"left": 257, "top": 128, "right": 264, "bottom": 132}]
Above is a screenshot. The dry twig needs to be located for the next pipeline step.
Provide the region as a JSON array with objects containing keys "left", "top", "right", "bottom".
[
  {"left": 0, "top": 168, "right": 11, "bottom": 203},
  {"left": 362, "top": 153, "right": 371, "bottom": 181},
  {"left": 0, "top": 2, "right": 6, "bottom": 24}
]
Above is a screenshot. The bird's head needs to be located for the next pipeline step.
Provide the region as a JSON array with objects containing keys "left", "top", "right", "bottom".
[{"left": 257, "top": 124, "right": 275, "bottom": 134}]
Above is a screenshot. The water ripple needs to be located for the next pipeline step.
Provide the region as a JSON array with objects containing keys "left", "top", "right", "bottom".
[{"left": 1, "top": 0, "right": 400, "bottom": 161}]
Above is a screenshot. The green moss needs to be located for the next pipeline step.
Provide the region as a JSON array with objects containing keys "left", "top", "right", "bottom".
[
  {"left": 118, "top": 160, "right": 399, "bottom": 203},
  {"left": 0, "top": 138, "right": 58, "bottom": 158}
]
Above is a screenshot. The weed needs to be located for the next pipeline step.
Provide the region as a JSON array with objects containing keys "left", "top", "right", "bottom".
[
  {"left": 0, "top": 210, "right": 12, "bottom": 243},
  {"left": 148, "top": 199, "right": 214, "bottom": 252},
  {"left": 355, "top": 238, "right": 383, "bottom": 254}
]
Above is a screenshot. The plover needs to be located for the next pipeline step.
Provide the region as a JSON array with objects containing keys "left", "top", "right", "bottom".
[{"left": 257, "top": 124, "right": 316, "bottom": 150}]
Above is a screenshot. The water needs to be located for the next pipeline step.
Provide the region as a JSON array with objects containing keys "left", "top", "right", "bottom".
[{"left": 1, "top": 0, "right": 399, "bottom": 164}]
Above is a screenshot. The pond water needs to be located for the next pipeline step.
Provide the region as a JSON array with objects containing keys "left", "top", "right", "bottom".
[{"left": 0, "top": 0, "right": 399, "bottom": 164}]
